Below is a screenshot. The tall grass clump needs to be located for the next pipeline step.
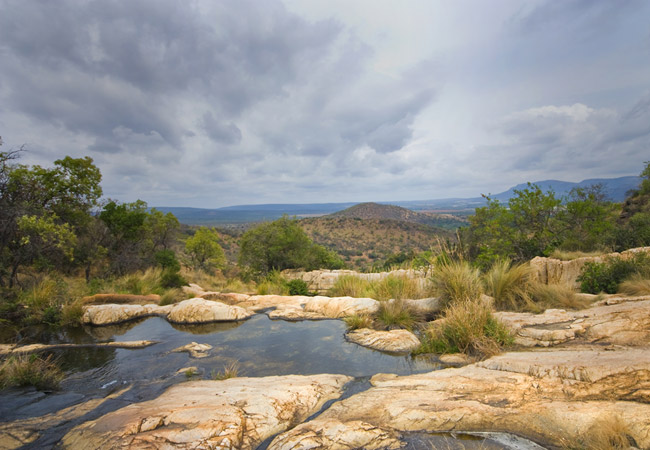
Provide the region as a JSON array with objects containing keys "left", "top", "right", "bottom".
[
  {"left": 113, "top": 267, "right": 164, "bottom": 295},
  {"left": 416, "top": 299, "right": 513, "bottom": 359},
  {"left": 430, "top": 260, "right": 483, "bottom": 307},
  {"left": 328, "top": 275, "right": 374, "bottom": 298},
  {"left": 371, "top": 275, "right": 426, "bottom": 301},
  {"left": 0, "top": 354, "right": 64, "bottom": 390},
  {"left": 375, "top": 299, "right": 421, "bottom": 330},
  {"left": 256, "top": 271, "right": 289, "bottom": 295},
  {"left": 483, "top": 259, "right": 535, "bottom": 311}
]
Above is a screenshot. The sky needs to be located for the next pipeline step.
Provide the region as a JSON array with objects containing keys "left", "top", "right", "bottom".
[{"left": 1, "top": 0, "right": 649, "bottom": 208}]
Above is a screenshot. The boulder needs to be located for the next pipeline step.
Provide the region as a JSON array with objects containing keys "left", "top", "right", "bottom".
[
  {"left": 61, "top": 374, "right": 352, "bottom": 449},
  {"left": 81, "top": 304, "right": 169, "bottom": 326},
  {"left": 304, "top": 296, "right": 379, "bottom": 318},
  {"left": 167, "top": 298, "right": 253, "bottom": 323},
  {"left": 270, "top": 348, "right": 650, "bottom": 449},
  {"left": 171, "top": 342, "right": 213, "bottom": 358},
  {"left": 346, "top": 328, "right": 420, "bottom": 353}
]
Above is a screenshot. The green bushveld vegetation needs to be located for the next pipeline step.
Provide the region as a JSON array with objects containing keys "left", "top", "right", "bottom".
[{"left": 0, "top": 354, "right": 64, "bottom": 391}]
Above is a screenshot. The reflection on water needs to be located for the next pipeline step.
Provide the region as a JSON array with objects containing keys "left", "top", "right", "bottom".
[{"left": 170, "top": 321, "right": 242, "bottom": 335}]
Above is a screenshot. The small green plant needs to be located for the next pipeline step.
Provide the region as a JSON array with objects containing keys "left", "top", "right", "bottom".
[
  {"left": 483, "top": 259, "right": 534, "bottom": 311},
  {"left": 211, "top": 361, "right": 240, "bottom": 380},
  {"left": 415, "top": 299, "right": 513, "bottom": 359},
  {"left": 430, "top": 260, "right": 483, "bottom": 307},
  {"left": 343, "top": 314, "right": 374, "bottom": 330},
  {"left": 0, "top": 354, "right": 64, "bottom": 390},
  {"left": 375, "top": 299, "right": 420, "bottom": 330},
  {"left": 287, "top": 279, "right": 310, "bottom": 296},
  {"left": 184, "top": 367, "right": 198, "bottom": 378}
]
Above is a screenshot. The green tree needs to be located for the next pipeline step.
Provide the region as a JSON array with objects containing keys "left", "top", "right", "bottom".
[
  {"left": 185, "top": 227, "right": 226, "bottom": 271},
  {"left": 465, "top": 184, "right": 561, "bottom": 265},
  {"left": 239, "top": 216, "right": 344, "bottom": 276},
  {"left": 0, "top": 150, "right": 102, "bottom": 286},
  {"left": 558, "top": 185, "right": 616, "bottom": 252}
]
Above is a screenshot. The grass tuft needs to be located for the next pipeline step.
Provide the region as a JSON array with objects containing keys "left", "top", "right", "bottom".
[
  {"left": 619, "top": 275, "right": 650, "bottom": 296},
  {"left": 528, "top": 282, "right": 589, "bottom": 310},
  {"left": 343, "top": 314, "right": 374, "bottom": 330},
  {"left": 376, "top": 299, "right": 420, "bottom": 330},
  {"left": 371, "top": 274, "right": 428, "bottom": 301},
  {"left": 328, "top": 275, "right": 374, "bottom": 298},
  {"left": 415, "top": 299, "right": 513, "bottom": 359},
  {"left": 0, "top": 354, "right": 64, "bottom": 391},
  {"left": 212, "top": 361, "right": 240, "bottom": 380}
]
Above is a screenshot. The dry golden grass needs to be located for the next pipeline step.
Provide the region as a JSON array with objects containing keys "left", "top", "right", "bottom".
[
  {"left": 343, "top": 314, "right": 374, "bottom": 330},
  {"left": 81, "top": 293, "right": 161, "bottom": 305},
  {"left": 212, "top": 361, "right": 240, "bottom": 380},
  {"left": 528, "top": 282, "right": 589, "bottom": 311},
  {"left": 328, "top": 275, "right": 374, "bottom": 298},
  {"left": 564, "top": 415, "right": 637, "bottom": 450},
  {"left": 0, "top": 354, "right": 63, "bottom": 391},
  {"left": 619, "top": 275, "right": 650, "bottom": 296}
]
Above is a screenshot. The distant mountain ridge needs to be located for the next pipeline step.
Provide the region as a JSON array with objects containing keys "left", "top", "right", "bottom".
[{"left": 156, "top": 175, "right": 641, "bottom": 225}]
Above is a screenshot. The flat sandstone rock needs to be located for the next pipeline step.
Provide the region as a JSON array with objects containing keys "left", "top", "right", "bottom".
[{"left": 61, "top": 374, "right": 352, "bottom": 449}]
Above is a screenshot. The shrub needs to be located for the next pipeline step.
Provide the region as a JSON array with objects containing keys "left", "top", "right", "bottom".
[
  {"left": 287, "top": 279, "right": 310, "bottom": 296},
  {"left": 375, "top": 299, "right": 420, "bottom": 330},
  {"left": 343, "top": 314, "right": 374, "bottom": 330},
  {"left": 578, "top": 253, "right": 650, "bottom": 294},
  {"left": 483, "top": 259, "right": 534, "bottom": 311},
  {"left": 256, "top": 272, "right": 289, "bottom": 295},
  {"left": 328, "top": 275, "right": 374, "bottom": 298},
  {"left": 415, "top": 299, "right": 513, "bottom": 359},
  {"left": 430, "top": 260, "right": 483, "bottom": 306},
  {"left": 154, "top": 249, "right": 181, "bottom": 272},
  {"left": 159, "top": 288, "right": 187, "bottom": 306},
  {"left": 0, "top": 354, "right": 64, "bottom": 390},
  {"left": 160, "top": 269, "right": 188, "bottom": 289}
]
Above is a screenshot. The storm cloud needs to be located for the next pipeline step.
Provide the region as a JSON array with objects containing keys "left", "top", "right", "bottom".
[{"left": 1, "top": 0, "right": 648, "bottom": 206}]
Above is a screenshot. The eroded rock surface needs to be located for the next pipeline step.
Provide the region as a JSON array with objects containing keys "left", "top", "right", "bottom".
[
  {"left": 61, "top": 374, "right": 351, "bottom": 450},
  {"left": 346, "top": 328, "right": 420, "bottom": 353},
  {"left": 171, "top": 342, "right": 213, "bottom": 358},
  {"left": 270, "top": 348, "right": 650, "bottom": 449}
]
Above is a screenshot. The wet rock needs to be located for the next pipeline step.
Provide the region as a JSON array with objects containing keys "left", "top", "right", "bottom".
[
  {"left": 0, "top": 341, "right": 158, "bottom": 356},
  {"left": 61, "top": 374, "right": 352, "bottom": 450},
  {"left": 171, "top": 342, "right": 212, "bottom": 358},
  {"left": 167, "top": 298, "right": 253, "bottom": 323},
  {"left": 0, "top": 386, "right": 131, "bottom": 449},
  {"left": 304, "top": 296, "right": 379, "bottom": 318},
  {"left": 438, "top": 354, "right": 473, "bottom": 365},
  {"left": 346, "top": 328, "right": 420, "bottom": 353},
  {"left": 271, "top": 348, "right": 650, "bottom": 449},
  {"left": 81, "top": 304, "right": 170, "bottom": 326}
]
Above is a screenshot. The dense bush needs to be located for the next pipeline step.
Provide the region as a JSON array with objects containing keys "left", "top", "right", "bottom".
[
  {"left": 578, "top": 253, "right": 650, "bottom": 294},
  {"left": 287, "top": 279, "right": 310, "bottom": 296}
]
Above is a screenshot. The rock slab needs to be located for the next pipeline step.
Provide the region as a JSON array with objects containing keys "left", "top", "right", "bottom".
[
  {"left": 61, "top": 374, "right": 352, "bottom": 450},
  {"left": 346, "top": 328, "right": 420, "bottom": 353}
]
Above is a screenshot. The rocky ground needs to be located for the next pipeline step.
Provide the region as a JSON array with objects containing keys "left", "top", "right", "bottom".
[{"left": 1, "top": 289, "right": 649, "bottom": 449}]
